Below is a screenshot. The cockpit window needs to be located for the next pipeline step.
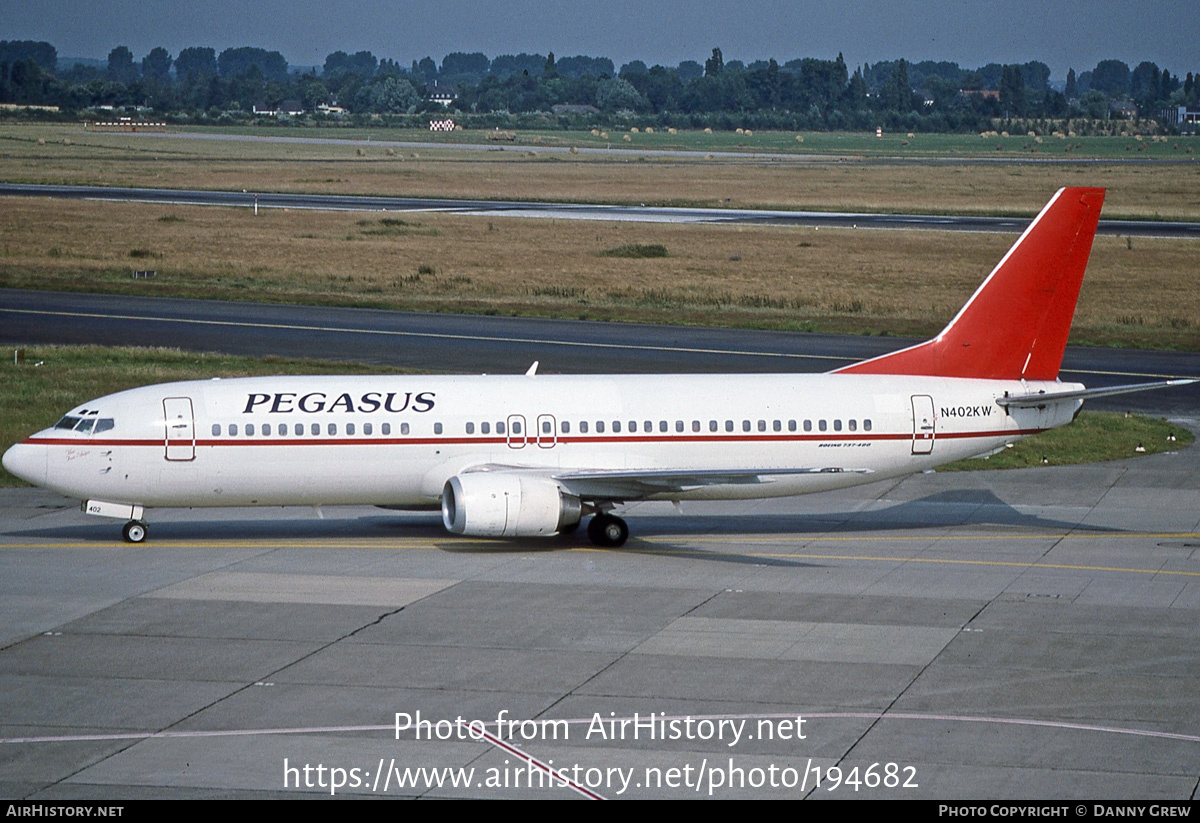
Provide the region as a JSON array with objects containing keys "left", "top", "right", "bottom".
[{"left": 53, "top": 413, "right": 114, "bottom": 434}]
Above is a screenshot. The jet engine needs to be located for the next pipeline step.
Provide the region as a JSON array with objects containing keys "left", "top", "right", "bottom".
[{"left": 441, "top": 474, "right": 582, "bottom": 537}]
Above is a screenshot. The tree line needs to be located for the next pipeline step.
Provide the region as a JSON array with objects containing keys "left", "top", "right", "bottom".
[{"left": 2, "top": 39, "right": 1198, "bottom": 132}]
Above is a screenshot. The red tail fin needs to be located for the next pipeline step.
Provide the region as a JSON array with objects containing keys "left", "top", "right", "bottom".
[{"left": 835, "top": 187, "right": 1105, "bottom": 380}]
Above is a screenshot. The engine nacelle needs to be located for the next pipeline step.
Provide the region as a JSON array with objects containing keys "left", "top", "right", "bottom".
[{"left": 441, "top": 474, "right": 582, "bottom": 537}]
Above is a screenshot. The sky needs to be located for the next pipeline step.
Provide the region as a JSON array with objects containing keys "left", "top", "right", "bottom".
[{"left": 2, "top": 0, "right": 1194, "bottom": 81}]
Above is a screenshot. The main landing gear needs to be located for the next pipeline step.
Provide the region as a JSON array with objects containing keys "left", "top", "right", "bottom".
[
  {"left": 586, "top": 513, "right": 629, "bottom": 547},
  {"left": 122, "top": 520, "right": 148, "bottom": 543}
]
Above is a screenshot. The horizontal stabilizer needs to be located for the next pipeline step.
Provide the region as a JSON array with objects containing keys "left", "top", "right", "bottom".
[{"left": 995, "top": 379, "right": 1197, "bottom": 408}]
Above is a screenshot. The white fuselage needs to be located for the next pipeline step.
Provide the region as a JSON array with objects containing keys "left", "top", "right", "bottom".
[{"left": 4, "top": 372, "right": 1083, "bottom": 509}]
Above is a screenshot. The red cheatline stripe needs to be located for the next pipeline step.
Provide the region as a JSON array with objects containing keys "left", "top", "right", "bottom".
[{"left": 23, "top": 429, "right": 1044, "bottom": 449}]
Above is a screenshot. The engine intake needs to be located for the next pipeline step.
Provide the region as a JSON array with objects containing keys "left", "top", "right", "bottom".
[{"left": 442, "top": 474, "right": 582, "bottom": 537}]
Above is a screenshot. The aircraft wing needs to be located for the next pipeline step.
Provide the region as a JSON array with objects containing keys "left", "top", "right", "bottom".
[
  {"left": 554, "top": 466, "right": 873, "bottom": 499},
  {"left": 458, "top": 464, "right": 873, "bottom": 500}
]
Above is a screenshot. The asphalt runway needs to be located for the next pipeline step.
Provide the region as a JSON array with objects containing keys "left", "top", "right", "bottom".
[
  {"left": 4, "top": 289, "right": 1199, "bottom": 416},
  {"left": 3, "top": 182, "right": 1199, "bottom": 237},
  {"left": 1, "top": 435, "right": 1198, "bottom": 798},
  {"left": 2, "top": 287, "right": 1199, "bottom": 798}
]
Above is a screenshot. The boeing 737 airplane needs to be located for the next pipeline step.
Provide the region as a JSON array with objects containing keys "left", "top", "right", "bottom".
[{"left": 2, "top": 188, "right": 1193, "bottom": 546}]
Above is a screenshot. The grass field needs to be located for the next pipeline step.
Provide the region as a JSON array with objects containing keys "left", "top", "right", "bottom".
[
  {"left": 2, "top": 123, "right": 1200, "bottom": 220},
  {"left": 155, "top": 123, "right": 1200, "bottom": 161},
  {"left": 1, "top": 121, "right": 1197, "bottom": 348},
  {"left": 940, "top": 412, "right": 1192, "bottom": 471},
  {"left": 2, "top": 197, "right": 1197, "bottom": 348},
  {"left": 2, "top": 346, "right": 1190, "bottom": 487}
]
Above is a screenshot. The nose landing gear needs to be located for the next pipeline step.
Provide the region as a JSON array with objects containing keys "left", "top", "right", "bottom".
[{"left": 122, "top": 520, "right": 148, "bottom": 543}]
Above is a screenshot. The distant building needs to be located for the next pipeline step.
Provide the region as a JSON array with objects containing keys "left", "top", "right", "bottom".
[
  {"left": 960, "top": 89, "right": 1000, "bottom": 101},
  {"left": 253, "top": 100, "right": 305, "bottom": 116},
  {"left": 551, "top": 103, "right": 600, "bottom": 115},
  {"left": 426, "top": 81, "right": 457, "bottom": 106},
  {"left": 1109, "top": 99, "right": 1138, "bottom": 119},
  {"left": 1162, "top": 105, "right": 1200, "bottom": 134}
]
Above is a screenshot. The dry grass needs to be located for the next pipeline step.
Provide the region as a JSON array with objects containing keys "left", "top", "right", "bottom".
[
  {"left": 2, "top": 124, "right": 1199, "bottom": 220},
  {"left": 2, "top": 198, "right": 1197, "bottom": 347}
]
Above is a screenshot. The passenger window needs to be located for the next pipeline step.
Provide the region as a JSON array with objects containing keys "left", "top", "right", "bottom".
[
  {"left": 644, "top": 421, "right": 652, "bottom": 432},
  {"left": 497, "top": 421, "right": 506, "bottom": 434},
  {"left": 742, "top": 420, "right": 751, "bottom": 432},
  {"left": 757, "top": 420, "right": 766, "bottom": 432},
  {"left": 481, "top": 422, "right": 490, "bottom": 434},
  {"left": 262, "top": 423, "right": 271, "bottom": 436},
  {"left": 328, "top": 423, "right": 337, "bottom": 435},
  {"left": 293, "top": 423, "right": 303, "bottom": 435},
  {"left": 819, "top": 420, "right": 827, "bottom": 432},
  {"left": 788, "top": 420, "right": 796, "bottom": 432},
  {"left": 512, "top": 421, "right": 522, "bottom": 434},
  {"left": 834, "top": 419, "right": 842, "bottom": 432},
  {"left": 364, "top": 423, "right": 373, "bottom": 435},
  {"left": 773, "top": 420, "right": 781, "bottom": 432},
  {"left": 848, "top": 419, "right": 857, "bottom": 432},
  {"left": 580, "top": 421, "right": 588, "bottom": 433},
  {"left": 466, "top": 422, "right": 475, "bottom": 434},
  {"left": 864, "top": 419, "right": 872, "bottom": 431},
  {"left": 381, "top": 422, "right": 391, "bottom": 435},
  {"left": 725, "top": 420, "right": 734, "bottom": 432},
  {"left": 628, "top": 421, "right": 637, "bottom": 433},
  {"left": 246, "top": 423, "right": 255, "bottom": 436},
  {"left": 545, "top": 420, "right": 555, "bottom": 434},
  {"left": 211, "top": 424, "right": 221, "bottom": 436},
  {"left": 560, "top": 421, "right": 569, "bottom": 434},
  {"left": 229, "top": 424, "right": 238, "bottom": 436},
  {"left": 612, "top": 421, "right": 621, "bottom": 433},
  {"left": 692, "top": 420, "right": 700, "bottom": 432},
  {"left": 596, "top": 421, "right": 605, "bottom": 433},
  {"left": 311, "top": 423, "right": 320, "bottom": 435},
  {"left": 345, "top": 423, "right": 354, "bottom": 435},
  {"left": 675, "top": 420, "right": 684, "bottom": 432},
  {"left": 401, "top": 422, "right": 410, "bottom": 435},
  {"left": 434, "top": 422, "right": 443, "bottom": 434},
  {"left": 804, "top": 420, "right": 812, "bottom": 432},
  {"left": 278, "top": 424, "right": 287, "bottom": 437},
  {"left": 709, "top": 420, "right": 718, "bottom": 432},
  {"left": 659, "top": 421, "right": 668, "bottom": 433}
]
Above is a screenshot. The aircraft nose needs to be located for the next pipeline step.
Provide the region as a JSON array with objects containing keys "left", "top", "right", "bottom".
[{"left": 2, "top": 442, "right": 46, "bottom": 486}]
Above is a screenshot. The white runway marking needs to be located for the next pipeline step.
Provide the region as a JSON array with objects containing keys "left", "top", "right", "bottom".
[{"left": 5, "top": 711, "right": 1198, "bottom": 745}]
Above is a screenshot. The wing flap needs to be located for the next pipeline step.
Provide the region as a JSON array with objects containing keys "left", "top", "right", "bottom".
[{"left": 553, "top": 466, "right": 874, "bottom": 498}]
